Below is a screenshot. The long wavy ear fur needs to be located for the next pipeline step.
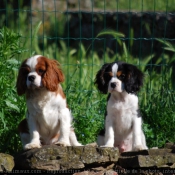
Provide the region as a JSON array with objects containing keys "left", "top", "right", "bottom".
[
  {"left": 94, "top": 63, "right": 111, "bottom": 94},
  {"left": 124, "top": 63, "right": 144, "bottom": 94},
  {"left": 42, "top": 58, "right": 65, "bottom": 92},
  {"left": 16, "top": 59, "right": 28, "bottom": 96}
]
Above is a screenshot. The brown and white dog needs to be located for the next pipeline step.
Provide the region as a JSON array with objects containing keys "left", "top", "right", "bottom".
[{"left": 17, "top": 55, "right": 81, "bottom": 150}]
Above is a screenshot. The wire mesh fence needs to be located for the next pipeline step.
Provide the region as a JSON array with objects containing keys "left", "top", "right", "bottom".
[
  {"left": 1, "top": 1, "right": 175, "bottom": 90},
  {"left": 0, "top": 1, "right": 174, "bottom": 82},
  {"left": 1, "top": 0, "right": 175, "bottom": 152}
]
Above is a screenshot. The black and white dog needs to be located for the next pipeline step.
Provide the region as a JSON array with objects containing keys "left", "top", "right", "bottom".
[{"left": 95, "top": 61, "right": 148, "bottom": 152}]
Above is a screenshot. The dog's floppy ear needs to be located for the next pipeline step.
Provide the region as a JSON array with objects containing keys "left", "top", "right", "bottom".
[
  {"left": 124, "top": 63, "right": 144, "bottom": 94},
  {"left": 42, "top": 58, "right": 65, "bottom": 92},
  {"left": 94, "top": 63, "right": 111, "bottom": 94},
  {"left": 16, "top": 59, "right": 28, "bottom": 96}
]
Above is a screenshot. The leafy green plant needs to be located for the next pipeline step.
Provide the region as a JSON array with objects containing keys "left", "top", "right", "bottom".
[
  {"left": 1, "top": 22, "right": 175, "bottom": 154},
  {"left": 29, "top": 28, "right": 175, "bottom": 148},
  {"left": 0, "top": 27, "right": 27, "bottom": 154},
  {"left": 139, "top": 38, "right": 175, "bottom": 148}
]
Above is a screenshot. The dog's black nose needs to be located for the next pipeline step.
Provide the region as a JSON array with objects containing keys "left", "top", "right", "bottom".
[
  {"left": 111, "top": 82, "right": 116, "bottom": 89},
  {"left": 28, "top": 75, "right": 36, "bottom": 82}
]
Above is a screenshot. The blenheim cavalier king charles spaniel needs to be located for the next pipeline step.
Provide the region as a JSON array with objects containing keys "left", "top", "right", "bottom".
[
  {"left": 17, "top": 55, "right": 81, "bottom": 150},
  {"left": 95, "top": 61, "right": 148, "bottom": 152}
]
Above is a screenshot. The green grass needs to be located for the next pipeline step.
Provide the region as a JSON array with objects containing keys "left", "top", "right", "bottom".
[
  {"left": 1, "top": 0, "right": 175, "bottom": 154},
  {"left": 0, "top": 27, "right": 27, "bottom": 153},
  {"left": 1, "top": 25, "right": 175, "bottom": 154}
]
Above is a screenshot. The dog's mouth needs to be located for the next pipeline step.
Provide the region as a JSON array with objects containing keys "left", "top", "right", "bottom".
[{"left": 28, "top": 82, "right": 42, "bottom": 89}]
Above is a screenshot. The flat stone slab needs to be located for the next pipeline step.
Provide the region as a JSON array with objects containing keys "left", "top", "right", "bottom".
[
  {"left": 14, "top": 145, "right": 119, "bottom": 171},
  {"left": 119, "top": 149, "right": 175, "bottom": 168},
  {"left": 11, "top": 144, "right": 175, "bottom": 173},
  {"left": 0, "top": 153, "right": 14, "bottom": 172}
]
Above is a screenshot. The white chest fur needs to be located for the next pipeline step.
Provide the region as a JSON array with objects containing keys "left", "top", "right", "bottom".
[
  {"left": 26, "top": 88, "right": 70, "bottom": 142},
  {"left": 107, "top": 93, "right": 139, "bottom": 137},
  {"left": 27, "top": 88, "right": 66, "bottom": 114}
]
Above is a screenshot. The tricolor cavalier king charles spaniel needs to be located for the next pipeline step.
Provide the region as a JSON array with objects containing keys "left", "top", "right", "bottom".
[
  {"left": 95, "top": 61, "right": 148, "bottom": 152},
  {"left": 17, "top": 55, "right": 81, "bottom": 150}
]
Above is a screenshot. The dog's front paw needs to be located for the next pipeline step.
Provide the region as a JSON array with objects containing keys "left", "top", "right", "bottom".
[
  {"left": 55, "top": 140, "right": 70, "bottom": 147},
  {"left": 24, "top": 143, "right": 41, "bottom": 150},
  {"left": 133, "top": 145, "right": 144, "bottom": 151},
  {"left": 75, "top": 142, "right": 83, "bottom": 146}
]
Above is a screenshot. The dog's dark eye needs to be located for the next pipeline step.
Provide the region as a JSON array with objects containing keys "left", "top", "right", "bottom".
[
  {"left": 38, "top": 69, "right": 45, "bottom": 74},
  {"left": 118, "top": 74, "right": 125, "bottom": 80}
]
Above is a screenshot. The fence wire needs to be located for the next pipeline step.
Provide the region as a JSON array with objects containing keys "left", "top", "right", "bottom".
[
  {"left": 1, "top": 0, "right": 175, "bottom": 153},
  {"left": 0, "top": 0, "right": 175, "bottom": 101}
]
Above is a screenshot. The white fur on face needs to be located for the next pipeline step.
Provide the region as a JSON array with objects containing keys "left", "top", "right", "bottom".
[
  {"left": 26, "top": 55, "right": 43, "bottom": 89},
  {"left": 112, "top": 63, "right": 118, "bottom": 77},
  {"left": 108, "top": 63, "right": 124, "bottom": 93}
]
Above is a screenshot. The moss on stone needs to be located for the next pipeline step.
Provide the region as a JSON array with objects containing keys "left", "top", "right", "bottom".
[{"left": 0, "top": 153, "right": 14, "bottom": 172}]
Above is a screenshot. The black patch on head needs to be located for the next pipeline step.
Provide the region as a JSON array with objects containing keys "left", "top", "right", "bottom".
[
  {"left": 113, "top": 62, "right": 144, "bottom": 94},
  {"left": 95, "top": 61, "right": 143, "bottom": 94},
  {"left": 94, "top": 63, "right": 113, "bottom": 94},
  {"left": 123, "top": 63, "right": 144, "bottom": 94}
]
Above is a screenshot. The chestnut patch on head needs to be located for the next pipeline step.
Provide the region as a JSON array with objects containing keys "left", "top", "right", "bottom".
[
  {"left": 35, "top": 58, "right": 47, "bottom": 76},
  {"left": 116, "top": 71, "right": 126, "bottom": 81},
  {"left": 109, "top": 72, "right": 114, "bottom": 77},
  {"left": 117, "top": 71, "right": 122, "bottom": 77},
  {"left": 38, "top": 56, "right": 65, "bottom": 92}
]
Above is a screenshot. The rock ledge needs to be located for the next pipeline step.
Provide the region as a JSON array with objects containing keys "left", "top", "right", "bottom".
[{"left": 2, "top": 143, "right": 175, "bottom": 174}]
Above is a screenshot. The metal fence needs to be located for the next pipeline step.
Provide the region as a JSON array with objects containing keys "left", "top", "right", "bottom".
[
  {"left": 1, "top": 0, "right": 175, "bottom": 153},
  {"left": 1, "top": 0, "right": 175, "bottom": 97}
]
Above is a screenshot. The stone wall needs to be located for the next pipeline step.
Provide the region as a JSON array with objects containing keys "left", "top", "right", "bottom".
[{"left": 2, "top": 143, "right": 175, "bottom": 174}]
